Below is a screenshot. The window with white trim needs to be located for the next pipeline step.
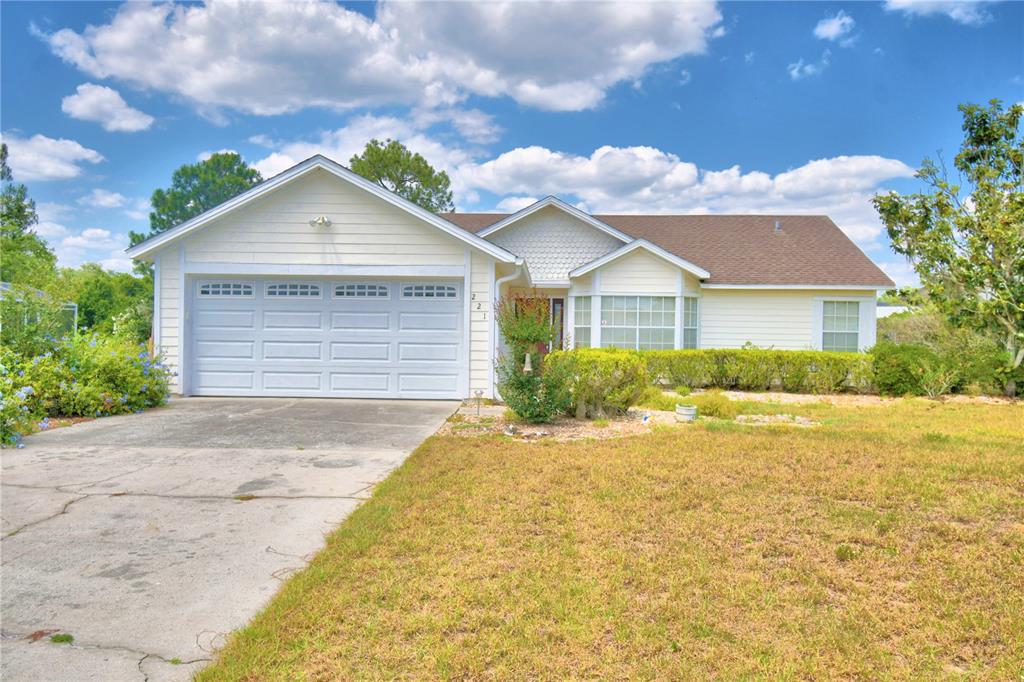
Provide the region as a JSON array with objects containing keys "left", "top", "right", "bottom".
[
  {"left": 334, "top": 283, "right": 389, "bottom": 299},
  {"left": 822, "top": 301, "right": 860, "bottom": 351},
  {"left": 198, "top": 281, "right": 253, "bottom": 298},
  {"left": 682, "top": 297, "right": 699, "bottom": 349},
  {"left": 600, "top": 296, "right": 675, "bottom": 350},
  {"left": 401, "top": 283, "right": 458, "bottom": 299},
  {"left": 573, "top": 296, "right": 591, "bottom": 348},
  {"left": 266, "top": 282, "right": 321, "bottom": 298}
]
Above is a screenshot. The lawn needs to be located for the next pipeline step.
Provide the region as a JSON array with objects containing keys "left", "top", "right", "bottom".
[{"left": 198, "top": 399, "right": 1024, "bottom": 680}]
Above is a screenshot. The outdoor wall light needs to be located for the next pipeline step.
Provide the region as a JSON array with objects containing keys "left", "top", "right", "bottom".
[{"left": 309, "top": 215, "right": 332, "bottom": 228}]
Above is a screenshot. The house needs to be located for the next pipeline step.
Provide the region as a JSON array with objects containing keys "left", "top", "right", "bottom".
[{"left": 127, "top": 154, "right": 894, "bottom": 400}]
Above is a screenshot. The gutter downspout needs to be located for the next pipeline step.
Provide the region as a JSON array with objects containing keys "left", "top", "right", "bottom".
[{"left": 491, "top": 258, "right": 526, "bottom": 400}]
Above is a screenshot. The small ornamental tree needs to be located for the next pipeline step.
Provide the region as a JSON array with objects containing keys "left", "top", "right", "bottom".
[
  {"left": 494, "top": 294, "right": 569, "bottom": 422},
  {"left": 873, "top": 100, "right": 1024, "bottom": 396}
]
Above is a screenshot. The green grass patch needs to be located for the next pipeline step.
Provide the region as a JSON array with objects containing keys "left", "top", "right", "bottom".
[
  {"left": 198, "top": 400, "right": 1024, "bottom": 681},
  {"left": 49, "top": 633, "right": 73, "bottom": 644}
]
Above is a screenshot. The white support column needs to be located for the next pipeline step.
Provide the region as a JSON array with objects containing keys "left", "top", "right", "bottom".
[
  {"left": 462, "top": 249, "right": 472, "bottom": 399},
  {"left": 591, "top": 270, "right": 602, "bottom": 348},
  {"left": 674, "top": 271, "right": 684, "bottom": 349},
  {"left": 177, "top": 246, "right": 189, "bottom": 396},
  {"left": 153, "top": 256, "right": 161, "bottom": 351},
  {"left": 487, "top": 259, "right": 496, "bottom": 398}
]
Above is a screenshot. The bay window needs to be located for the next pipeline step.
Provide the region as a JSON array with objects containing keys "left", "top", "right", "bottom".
[
  {"left": 822, "top": 300, "right": 860, "bottom": 351},
  {"left": 601, "top": 296, "right": 675, "bottom": 350}
]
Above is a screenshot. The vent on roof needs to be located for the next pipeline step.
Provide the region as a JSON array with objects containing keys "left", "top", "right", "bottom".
[{"left": 773, "top": 220, "right": 782, "bottom": 234}]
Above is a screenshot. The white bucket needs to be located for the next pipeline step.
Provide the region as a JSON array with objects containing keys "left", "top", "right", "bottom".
[{"left": 675, "top": 404, "right": 698, "bottom": 422}]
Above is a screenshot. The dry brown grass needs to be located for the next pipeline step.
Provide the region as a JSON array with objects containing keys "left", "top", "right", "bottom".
[{"left": 198, "top": 399, "right": 1024, "bottom": 681}]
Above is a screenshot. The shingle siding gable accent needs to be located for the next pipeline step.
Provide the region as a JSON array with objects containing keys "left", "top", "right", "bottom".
[{"left": 482, "top": 205, "right": 623, "bottom": 282}]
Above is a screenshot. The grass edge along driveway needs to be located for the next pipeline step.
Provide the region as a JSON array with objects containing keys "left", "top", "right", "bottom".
[{"left": 198, "top": 398, "right": 1024, "bottom": 680}]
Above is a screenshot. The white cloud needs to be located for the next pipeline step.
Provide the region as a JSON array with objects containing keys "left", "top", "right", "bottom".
[
  {"left": 787, "top": 50, "right": 832, "bottom": 80},
  {"left": 878, "top": 259, "right": 921, "bottom": 288},
  {"left": 495, "top": 196, "right": 540, "bottom": 213},
  {"left": 453, "top": 145, "right": 914, "bottom": 248},
  {"left": 410, "top": 108, "right": 502, "bottom": 145},
  {"left": 252, "top": 113, "right": 486, "bottom": 191},
  {"left": 61, "top": 83, "right": 154, "bottom": 132},
  {"left": 38, "top": 1, "right": 722, "bottom": 115},
  {"left": 744, "top": 51, "right": 755, "bottom": 64},
  {"left": 0, "top": 132, "right": 103, "bottom": 182},
  {"left": 884, "top": 0, "right": 995, "bottom": 26},
  {"left": 679, "top": 69, "right": 692, "bottom": 86},
  {"left": 78, "top": 188, "right": 126, "bottom": 209},
  {"left": 814, "top": 11, "right": 857, "bottom": 47},
  {"left": 124, "top": 198, "right": 151, "bottom": 221},
  {"left": 61, "top": 227, "right": 120, "bottom": 249}
]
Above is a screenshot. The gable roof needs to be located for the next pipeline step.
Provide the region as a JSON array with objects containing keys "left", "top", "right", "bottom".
[
  {"left": 475, "top": 196, "right": 632, "bottom": 243},
  {"left": 126, "top": 155, "right": 518, "bottom": 263},
  {"left": 570, "top": 239, "right": 710, "bottom": 280},
  {"left": 442, "top": 212, "right": 894, "bottom": 288}
]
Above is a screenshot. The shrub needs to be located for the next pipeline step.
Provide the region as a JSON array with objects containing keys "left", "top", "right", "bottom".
[
  {"left": 642, "top": 349, "right": 870, "bottom": 394},
  {"left": 637, "top": 386, "right": 680, "bottom": 412},
  {"left": 0, "top": 334, "right": 173, "bottom": 445},
  {"left": 495, "top": 354, "right": 571, "bottom": 424},
  {"left": 546, "top": 348, "right": 647, "bottom": 419},
  {"left": 868, "top": 342, "right": 954, "bottom": 395},
  {"left": 680, "top": 389, "right": 738, "bottom": 419},
  {"left": 0, "top": 351, "right": 36, "bottom": 447}
]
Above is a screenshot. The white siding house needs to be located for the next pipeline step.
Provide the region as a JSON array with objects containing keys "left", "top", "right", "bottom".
[{"left": 129, "top": 155, "right": 893, "bottom": 400}]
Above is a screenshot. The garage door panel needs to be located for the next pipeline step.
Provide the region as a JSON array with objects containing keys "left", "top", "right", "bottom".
[
  {"left": 399, "top": 312, "right": 459, "bottom": 331},
  {"left": 195, "top": 370, "right": 255, "bottom": 390},
  {"left": 399, "top": 343, "right": 459, "bottom": 362},
  {"left": 263, "top": 371, "right": 322, "bottom": 391},
  {"left": 330, "top": 342, "right": 390, "bottom": 361},
  {"left": 331, "top": 312, "right": 390, "bottom": 331},
  {"left": 263, "top": 310, "right": 322, "bottom": 330},
  {"left": 191, "top": 278, "right": 465, "bottom": 398},
  {"left": 196, "top": 340, "right": 255, "bottom": 359},
  {"left": 399, "top": 373, "right": 460, "bottom": 393},
  {"left": 262, "top": 341, "right": 322, "bottom": 360},
  {"left": 195, "top": 310, "right": 255, "bottom": 330},
  {"left": 330, "top": 372, "right": 390, "bottom": 392}
]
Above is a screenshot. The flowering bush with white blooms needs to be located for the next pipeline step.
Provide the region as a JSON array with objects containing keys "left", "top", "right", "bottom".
[{"left": 0, "top": 333, "right": 173, "bottom": 447}]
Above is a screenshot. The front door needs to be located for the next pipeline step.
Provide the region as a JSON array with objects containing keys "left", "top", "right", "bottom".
[{"left": 550, "top": 298, "right": 565, "bottom": 350}]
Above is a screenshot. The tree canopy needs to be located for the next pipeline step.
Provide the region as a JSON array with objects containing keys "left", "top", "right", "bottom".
[
  {"left": 350, "top": 139, "right": 454, "bottom": 213},
  {"left": 128, "top": 151, "right": 262, "bottom": 274},
  {"left": 873, "top": 99, "right": 1023, "bottom": 395},
  {"left": 1, "top": 143, "right": 56, "bottom": 287}
]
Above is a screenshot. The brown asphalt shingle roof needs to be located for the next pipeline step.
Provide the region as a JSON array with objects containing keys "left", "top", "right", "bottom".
[{"left": 441, "top": 212, "right": 894, "bottom": 287}]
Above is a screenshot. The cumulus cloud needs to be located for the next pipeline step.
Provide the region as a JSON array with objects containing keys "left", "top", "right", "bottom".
[
  {"left": 38, "top": 1, "right": 722, "bottom": 116},
  {"left": 455, "top": 146, "right": 914, "bottom": 247},
  {"left": 495, "top": 196, "right": 540, "bottom": 213},
  {"left": 679, "top": 69, "right": 692, "bottom": 86},
  {"left": 884, "top": 0, "right": 995, "bottom": 26},
  {"left": 0, "top": 132, "right": 103, "bottom": 181},
  {"left": 197, "top": 148, "right": 238, "bottom": 162},
  {"left": 78, "top": 188, "right": 126, "bottom": 209},
  {"left": 813, "top": 10, "right": 857, "bottom": 46},
  {"left": 787, "top": 50, "right": 832, "bottom": 80},
  {"left": 61, "top": 83, "right": 154, "bottom": 132},
  {"left": 124, "top": 198, "right": 151, "bottom": 221},
  {"left": 253, "top": 113, "right": 914, "bottom": 249}
]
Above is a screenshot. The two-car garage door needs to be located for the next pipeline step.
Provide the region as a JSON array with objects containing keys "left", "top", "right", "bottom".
[{"left": 189, "top": 278, "right": 465, "bottom": 399}]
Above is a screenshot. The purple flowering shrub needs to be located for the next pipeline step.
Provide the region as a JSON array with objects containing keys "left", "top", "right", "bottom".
[{"left": 0, "top": 334, "right": 172, "bottom": 445}]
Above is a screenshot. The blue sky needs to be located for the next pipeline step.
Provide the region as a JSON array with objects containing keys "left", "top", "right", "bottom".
[{"left": 2, "top": 1, "right": 1021, "bottom": 284}]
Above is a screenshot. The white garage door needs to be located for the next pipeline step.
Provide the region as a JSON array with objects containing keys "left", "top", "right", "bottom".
[{"left": 189, "top": 278, "right": 465, "bottom": 399}]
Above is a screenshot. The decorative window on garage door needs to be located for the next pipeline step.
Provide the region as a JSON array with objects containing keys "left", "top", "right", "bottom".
[
  {"left": 266, "top": 282, "right": 322, "bottom": 298},
  {"left": 197, "top": 281, "right": 254, "bottom": 298},
  {"left": 334, "top": 282, "right": 390, "bottom": 299},
  {"left": 401, "top": 283, "right": 458, "bottom": 299}
]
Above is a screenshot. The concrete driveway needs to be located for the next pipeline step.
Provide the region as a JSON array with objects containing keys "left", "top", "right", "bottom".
[{"left": 0, "top": 397, "right": 456, "bottom": 681}]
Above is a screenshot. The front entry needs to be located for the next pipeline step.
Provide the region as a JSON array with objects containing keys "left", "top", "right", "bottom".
[{"left": 550, "top": 297, "right": 565, "bottom": 350}]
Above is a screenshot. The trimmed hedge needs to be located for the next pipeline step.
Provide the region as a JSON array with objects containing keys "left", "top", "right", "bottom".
[
  {"left": 644, "top": 349, "right": 873, "bottom": 394},
  {"left": 546, "top": 348, "right": 648, "bottom": 418}
]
